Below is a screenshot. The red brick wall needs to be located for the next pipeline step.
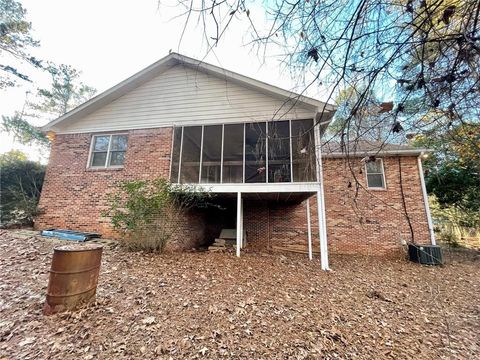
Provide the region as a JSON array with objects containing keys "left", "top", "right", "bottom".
[
  {"left": 36, "top": 127, "right": 431, "bottom": 255},
  {"left": 36, "top": 130, "right": 161, "bottom": 235},
  {"left": 243, "top": 198, "right": 320, "bottom": 251},
  {"left": 243, "top": 157, "right": 431, "bottom": 256},
  {"left": 322, "top": 156, "right": 431, "bottom": 255},
  {"left": 243, "top": 201, "right": 270, "bottom": 249},
  {"left": 36, "top": 127, "right": 210, "bottom": 249}
]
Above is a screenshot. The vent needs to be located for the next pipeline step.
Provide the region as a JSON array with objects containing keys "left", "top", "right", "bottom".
[{"left": 408, "top": 243, "right": 443, "bottom": 265}]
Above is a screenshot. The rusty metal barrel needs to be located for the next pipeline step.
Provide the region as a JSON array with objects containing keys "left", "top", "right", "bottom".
[{"left": 44, "top": 243, "right": 103, "bottom": 314}]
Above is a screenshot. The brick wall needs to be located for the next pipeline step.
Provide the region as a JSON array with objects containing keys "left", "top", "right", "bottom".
[
  {"left": 36, "top": 127, "right": 431, "bottom": 255},
  {"left": 242, "top": 157, "right": 431, "bottom": 256},
  {"left": 217, "top": 157, "right": 431, "bottom": 257},
  {"left": 36, "top": 128, "right": 169, "bottom": 237},
  {"left": 243, "top": 198, "right": 320, "bottom": 251},
  {"left": 323, "top": 156, "right": 431, "bottom": 255}
]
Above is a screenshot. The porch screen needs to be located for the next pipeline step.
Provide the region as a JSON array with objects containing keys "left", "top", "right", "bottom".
[
  {"left": 170, "top": 119, "right": 318, "bottom": 184},
  {"left": 180, "top": 126, "right": 202, "bottom": 183},
  {"left": 291, "top": 119, "right": 317, "bottom": 182},
  {"left": 268, "top": 120, "right": 291, "bottom": 182},
  {"left": 222, "top": 124, "right": 244, "bottom": 183},
  {"left": 170, "top": 127, "right": 182, "bottom": 182},
  {"left": 201, "top": 125, "right": 222, "bottom": 183},
  {"left": 245, "top": 122, "right": 266, "bottom": 183}
]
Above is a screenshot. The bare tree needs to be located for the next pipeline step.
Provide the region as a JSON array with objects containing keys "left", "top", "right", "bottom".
[
  {"left": 164, "top": 0, "right": 480, "bottom": 242},
  {"left": 167, "top": 0, "right": 479, "bottom": 151}
]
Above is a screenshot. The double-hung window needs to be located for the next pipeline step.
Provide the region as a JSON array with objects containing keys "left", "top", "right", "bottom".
[
  {"left": 365, "top": 158, "right": 386, "bottom": 189},
  {"left": 89, "top": 134, "right": 128, "bottom": 168}
]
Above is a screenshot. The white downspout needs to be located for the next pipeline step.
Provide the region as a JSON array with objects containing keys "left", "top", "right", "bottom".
[
  {"left": 314, "top": 118, "right": 330, "bottom": 271},
  {"left": 417, "top": 155, "right": 436, "bottom": 245},
  {"left": 317, "top": 190, "right": 329, "bottom": 270}
]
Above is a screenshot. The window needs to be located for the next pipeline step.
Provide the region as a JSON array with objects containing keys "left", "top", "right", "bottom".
[
  {"left": 365, "top": 159, "right": 386, "bottom": 189},
  {"left": 89, "top": 134, "right": 128, "bottom": 168}
]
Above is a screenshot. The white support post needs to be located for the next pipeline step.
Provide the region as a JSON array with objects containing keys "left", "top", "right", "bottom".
[
  {"left": 306, "top": 199, "right": 313, "bottom": 261},
  {"left": 418, "top": 156, "right": 436, "bottom": 245},
  {"left": 236, "top": 192, "right": 242, "bottom": 257},
  {"left": 240, "top": 197, "right": 244, "bottom": 248},
  {"left": 198, "top": 125, "right": 204, "bottom": 183},
  {"left": 220, "top": 124, "right": 224, "bottom": 183},
  {"left": 265, "top": 121, "right": 269, "bottom": 183}
]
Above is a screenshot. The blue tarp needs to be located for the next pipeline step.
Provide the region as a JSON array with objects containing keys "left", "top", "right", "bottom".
[{"left": 40, "top": 229, "right": 102, "bottom": 242}]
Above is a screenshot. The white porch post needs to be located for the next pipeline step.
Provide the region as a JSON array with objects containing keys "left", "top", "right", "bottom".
[
  {"left": 314, "top": 118, "right": 330, "bottom": 271},
  {"left": 240, "top": 197, "right": 244, "bottom": 248},
  {"left": 236, "top": 192, "right": 242, "bottom": 257},
  {"left": 418, "top": 155, "right": 436, "bottom": 245},
  {"left": 306, "top": 199, "right": 313, "bottom": 260}
]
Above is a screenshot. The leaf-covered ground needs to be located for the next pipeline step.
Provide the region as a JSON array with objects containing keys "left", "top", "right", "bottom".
[{"left": 1, "top": 229, "right": 479, "bottom": 359}]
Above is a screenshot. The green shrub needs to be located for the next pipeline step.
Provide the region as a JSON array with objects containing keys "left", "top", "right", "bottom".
[
  {"left": 438, "top": 227, "right": 460, "bottom": 248},
  {"left": 0, "top": 151, "right": 45, "bottom": 226},
  {"left": 105, "top": 178, "right": 213, "bottom": 252},
  {"left": 430, "top": 195, "right": 480, "bottom": 248}
]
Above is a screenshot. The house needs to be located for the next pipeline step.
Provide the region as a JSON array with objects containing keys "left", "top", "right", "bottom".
[{"left": 36, "top": 53, "right": 435, "bottom": 269}]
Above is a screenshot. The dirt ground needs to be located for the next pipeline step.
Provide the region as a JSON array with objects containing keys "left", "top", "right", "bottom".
[{"left": 0, "top": 229, "right": 479, "bottom": 359}]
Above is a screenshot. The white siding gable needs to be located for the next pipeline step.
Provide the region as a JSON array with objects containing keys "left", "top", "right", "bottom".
[{"left": 58, "top": 65, "right": 316, "bottom": 134}]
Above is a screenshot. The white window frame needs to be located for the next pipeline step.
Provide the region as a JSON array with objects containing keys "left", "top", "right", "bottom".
[
  {"left": 365, "top": 158, "right": 386, "bottom": 190},
  {"left": 87, "top": 133, "right": 128, "bottom": 169}
]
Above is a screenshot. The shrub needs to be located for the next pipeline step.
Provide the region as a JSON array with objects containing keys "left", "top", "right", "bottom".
[
  {"left": 438, "top": 227, "right": 460, "bottom": 248},
  {"left": 105, "top": 178, "right": 213, "bottom": 252},
  {"left": 430, "top": 195, "right": 480, "bottom": 248},
  {"left": 0, "top": 151, "right": 45, "bottom": 226}
]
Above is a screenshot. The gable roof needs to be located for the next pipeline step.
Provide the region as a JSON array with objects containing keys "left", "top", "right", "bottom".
[{"left": 42, "top": 53, "right": 335, "bottom": 132}]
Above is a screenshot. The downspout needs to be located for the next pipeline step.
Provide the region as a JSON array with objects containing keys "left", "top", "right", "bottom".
[
  {"left": 314, "top": 114, "right": 330, "bottom": 271},
  {"left": 317, "top": 145, "right": 330, "bottom": 270},
  {"left": 417, "top": 154, "right": 436, "bottom": 245}
]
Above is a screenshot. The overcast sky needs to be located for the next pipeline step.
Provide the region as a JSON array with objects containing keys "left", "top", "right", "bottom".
[{"left": 1, "top": 0, "right": 329, "bottom": 160}]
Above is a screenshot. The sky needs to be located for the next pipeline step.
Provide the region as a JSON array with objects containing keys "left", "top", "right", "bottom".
[{"left": 0, "top": 0, "right": 330, "bottom": 161}]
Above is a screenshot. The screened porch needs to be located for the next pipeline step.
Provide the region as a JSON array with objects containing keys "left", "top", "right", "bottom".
[{"left": 169, "top": 119, "right": 319, "bottom": 185}]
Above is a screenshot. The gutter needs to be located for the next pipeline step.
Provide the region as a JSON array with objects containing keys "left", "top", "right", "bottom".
[{"left": 322, "top": 148, "right": 430, "bottom": 158}]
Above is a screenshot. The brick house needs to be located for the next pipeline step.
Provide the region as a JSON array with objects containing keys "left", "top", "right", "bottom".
[{"left": 37, "top": 53, "right": 435, "bottom": 269}]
